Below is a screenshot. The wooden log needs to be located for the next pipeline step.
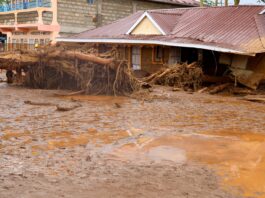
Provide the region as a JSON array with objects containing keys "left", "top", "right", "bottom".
[
  {"left": 24, "top": 100, "right": 55, "bottom": 106},
  {"left": 240, "top": 96, "right": 265, "bottom": 103},
  {"left": 209, "top": 83, "right": 231, "bottom": 94},
  {"left": 232, "top": 87, "right": 254, "bottom": 95},
  {"left": 197, "top": 87, "right": 208, "bottom": 93},
  {"left": 0, "top": 50, "right": 114, "bottom": 70},
  {"left": 50, "top": 51, "right": 114, "bottom": 65}
]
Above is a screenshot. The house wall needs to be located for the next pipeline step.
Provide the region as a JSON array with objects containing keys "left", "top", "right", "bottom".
[
  {"left": 131, "top": 16, "right": 162, "bottom": 35},
  {"left": 57, "top": 0, "right": 97, "bottom": 35},
  {"left": 247, "top": 53, "right": 265, "bottom": 74},
  {"left": 140, "top": 46, "right": 169, "bottom": 74},
  {"left": 98, "top": 45, "right": 171, "bottom": 74},
  {"left": 101, "top": 0, "right": 133, "bottom": 26},
  {"left": 100, "top": 0, "right": 177, "bottom": 26}
]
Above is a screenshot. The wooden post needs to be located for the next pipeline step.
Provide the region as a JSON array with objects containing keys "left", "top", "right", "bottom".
[
  {"left": 132, "top": 2, "right": 137, "bottom": 13},
  {"left": 96, "top": 0, "right": 102, "bottom": 27}
]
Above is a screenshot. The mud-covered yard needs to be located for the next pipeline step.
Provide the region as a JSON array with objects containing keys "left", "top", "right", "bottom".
[{"left": 1, "top": 80, "right": 265, "bottom": 198}]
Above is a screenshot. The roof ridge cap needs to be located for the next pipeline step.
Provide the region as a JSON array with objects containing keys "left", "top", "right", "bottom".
[{"left": 147, "top": 5, "right": 265, "bottom": 13}]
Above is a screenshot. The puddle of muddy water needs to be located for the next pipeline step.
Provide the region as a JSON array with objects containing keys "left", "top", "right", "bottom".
[
  {"left": 30, "top": 129, "right": 130, "bottom": 151},
  {"left": 0, "top": 129, "right": 131, "bottom": 154},
  {"left": 108, "top": 129, "right": 265, "bottom": 198}
]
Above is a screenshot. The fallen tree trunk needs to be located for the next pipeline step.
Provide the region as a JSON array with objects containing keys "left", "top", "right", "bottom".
[
  {"left": 48, "top": 50, "right": 114, "bottom": 65},
  {"left": 0, "top": 50, "right": 114, "bottom": 70},
  {"left": 209, "top": 83, "right": 231, "bottom": 94},
  {"left": 65, "top": 51, "right": 113, "bottom": 65}
]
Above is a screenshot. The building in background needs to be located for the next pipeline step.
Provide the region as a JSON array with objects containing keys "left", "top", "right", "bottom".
[{"left": 0, "top": 0, "right": 198, "bottom": 49}]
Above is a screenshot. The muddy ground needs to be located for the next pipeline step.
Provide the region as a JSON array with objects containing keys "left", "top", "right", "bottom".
[{"left": 1, "top": 78, "right": 265, "bottom": 197}]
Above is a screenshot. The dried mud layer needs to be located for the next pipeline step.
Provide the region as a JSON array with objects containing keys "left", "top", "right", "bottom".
[{"left": 1, "top": 83, "right": 265, "bottom": 198}]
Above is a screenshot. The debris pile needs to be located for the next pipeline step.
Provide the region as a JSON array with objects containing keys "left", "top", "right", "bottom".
[
  {"left": 0, "top": 47, "right": 141, "bottom": 96},
  {"left": 143, "top": 62, "right": 203, "bottom": 91}
]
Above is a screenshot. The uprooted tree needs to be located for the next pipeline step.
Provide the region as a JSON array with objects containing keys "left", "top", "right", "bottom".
[
  {"left": 0, "top": 45, "right": 142, "bottom": 96},
  {"left": 0, "top": 44, "right": 203, "bottom": 95}
]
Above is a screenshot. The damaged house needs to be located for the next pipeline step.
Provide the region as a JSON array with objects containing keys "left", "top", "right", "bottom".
[{"left": 58, "top": 5, "right": 265, "bottom": 90}]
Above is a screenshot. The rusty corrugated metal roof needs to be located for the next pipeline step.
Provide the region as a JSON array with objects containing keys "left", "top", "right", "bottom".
[
  {"left": 59, "top": 6, "right": 265, "bottom": 55},
  {"left": 171, "top": 6, "right": 264, "bottom": 53},
  {"left": 148, "top": 10, "right": 187, "bottom": 33},
  {"left": 146, "top": 0, "right": 199, "bottom": 6},
  {"left": 70, "top": 11, "right": 144, "bottom": 39}
]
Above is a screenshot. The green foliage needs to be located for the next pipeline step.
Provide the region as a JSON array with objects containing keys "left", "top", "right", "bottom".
[
  {"left": 203, "top": 0, "right": 216, "bottom": 6},
  {"left": 0, "top": 0, "right": 10, "bottom": 5}
]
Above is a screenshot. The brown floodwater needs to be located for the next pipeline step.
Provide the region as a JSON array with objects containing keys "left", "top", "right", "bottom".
[{"left": 109, "top": 129, "right": 265, "bottom": 198}]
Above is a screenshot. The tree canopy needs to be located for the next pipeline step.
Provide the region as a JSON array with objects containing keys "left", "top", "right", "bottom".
[
  {"left": 201, "top": 0, "right": 265, "bottom": 6},
  {"left": 0, "top": 0, "right": 10, "bottom": 5}
]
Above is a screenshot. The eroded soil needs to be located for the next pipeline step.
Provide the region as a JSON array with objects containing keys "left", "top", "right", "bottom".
[{"left": 0, "top": 82, "right": 265, "bottom": 198}]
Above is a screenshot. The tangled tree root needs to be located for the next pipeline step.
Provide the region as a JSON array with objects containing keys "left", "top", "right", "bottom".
[{"left": 0, "top": 46, "right": 141, "bottom": 96}]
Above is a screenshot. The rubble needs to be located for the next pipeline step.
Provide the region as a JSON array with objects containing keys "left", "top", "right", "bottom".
[{"left": 143, "top": 62, "right": 203, "bottom": 91}]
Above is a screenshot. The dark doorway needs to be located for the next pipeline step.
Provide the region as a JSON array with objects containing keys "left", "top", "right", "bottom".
[
  {"left": 181, "top": 48, "right": 198, "bottom": 64},
  {"left": 202, "top": 50, "right": 227, "bottom": 76},
  {"left": 0, "top": 33, "right": 7, "bottom": 44}
]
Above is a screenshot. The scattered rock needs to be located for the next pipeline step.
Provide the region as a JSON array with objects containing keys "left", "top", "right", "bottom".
[
  {"left": 114, "top": 103, "right": 121, "bottom": 108},
  {"left": 56, "top": 103, "right": 82, "bottom": 112}
]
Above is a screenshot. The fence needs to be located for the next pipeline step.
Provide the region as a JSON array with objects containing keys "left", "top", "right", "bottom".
[
  {"left": 0, "top": 43, "right": 49, "bottom": 52},
  {"left": 0, "top": 0, "right": 51, "bottom": 12}
]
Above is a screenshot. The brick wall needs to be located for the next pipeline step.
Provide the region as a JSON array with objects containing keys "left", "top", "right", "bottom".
[
  {"left": 101, "top": 0, "right": 132, "bottom": 25},
  {"left": 57, "top": 0, "right": 97, "bottom": 34}
]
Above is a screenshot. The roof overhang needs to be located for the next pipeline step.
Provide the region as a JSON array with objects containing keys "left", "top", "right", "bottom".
[
  {"left": 126, "top": 12, "right": 166, "bottom": 35},
  {"left": 56, "top": 38, "right": 256, "bottom": 56}
]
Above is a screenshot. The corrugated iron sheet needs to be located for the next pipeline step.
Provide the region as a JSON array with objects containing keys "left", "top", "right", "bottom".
[
  {"left": 149, "top": 9, "right": 188, "bottom": 33},
  {"left": 65, "top": 6, "right": 265, "bottom": 55},
  {"left": 255, "top": 14, "right": 265, "bottom": 49},
  {"left": 145, "top": 0, "right": 199, "bottom": 6},
  {"left": 70, "top": 11, "right": 144, "bottom": 39},
  {"left": 171, "top": 6, "right": 265, "bottom": 53}
]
